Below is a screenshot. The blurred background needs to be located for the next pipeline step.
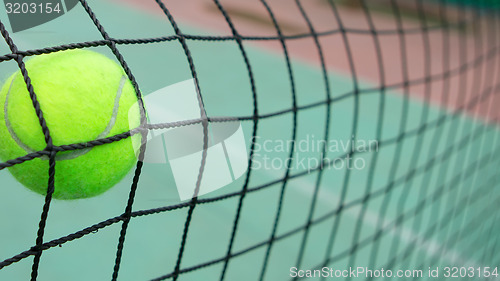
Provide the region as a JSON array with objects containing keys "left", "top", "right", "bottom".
[{"left": 0, "top": 0, "right": 499, "bottom": 280}]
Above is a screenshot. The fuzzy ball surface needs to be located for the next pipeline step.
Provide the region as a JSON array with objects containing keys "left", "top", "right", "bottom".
[{"left": 0, "top": 49, "right": 142, "bottom": 199}]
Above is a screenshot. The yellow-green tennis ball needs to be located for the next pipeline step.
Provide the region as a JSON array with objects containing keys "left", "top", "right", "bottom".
[{"left": 0, "top": 49, "right": 142, "bottom": 199}]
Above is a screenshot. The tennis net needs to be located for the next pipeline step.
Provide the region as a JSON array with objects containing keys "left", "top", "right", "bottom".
[{"left": 0, "top": 0, "right": 499, "bottom": 280}]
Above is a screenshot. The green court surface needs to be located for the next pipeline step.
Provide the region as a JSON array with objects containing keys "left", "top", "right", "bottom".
[{"left": 0, "top": 1, "right": 499, "bottom": 281}]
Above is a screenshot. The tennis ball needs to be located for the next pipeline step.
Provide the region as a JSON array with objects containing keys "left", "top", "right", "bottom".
[{"left": 0, "top": 49, "right": 142, "bottom": 199}]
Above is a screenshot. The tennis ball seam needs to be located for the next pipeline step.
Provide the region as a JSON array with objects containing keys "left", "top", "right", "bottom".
[
  {"left": 4, "top": 72, "right": 128, "bottom": 161},
  {"left": 0, "top": 49, "right": 141, "bottom": 199}
]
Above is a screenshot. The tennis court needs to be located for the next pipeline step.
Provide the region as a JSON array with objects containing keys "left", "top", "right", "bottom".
[{"left": 0, "top": 0, "right": 499, "bottom": 280}]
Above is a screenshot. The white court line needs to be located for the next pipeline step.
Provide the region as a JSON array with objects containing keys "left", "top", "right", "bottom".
[{"left": 284, "top": 174, "right": 483, "bottom": 268}]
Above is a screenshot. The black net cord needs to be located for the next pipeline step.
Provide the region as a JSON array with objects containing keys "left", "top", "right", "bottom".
[
  {"left": 347, "top": 0, "right": 390, "bottom": 276},
  {"left": 0, "top": 13, "right": 56, "bottom": 281},
  {"left": 0, "top": 1, "right": 498, "bottom": 281},
  {"left": 395, "top": 0, "right": 463, "bottom": 272},
  {"left": 219, "top": 1, "right": 298, "bottom": 281},
  {"left": 151, "top": 1, "right": 211, "bottom": 281},
  {"left": 301, "top": 144, "right": 500, "bottom": 277},
  {"left": 75, "top": 1, "right": 149, "bottom": 281},
  {"left": 206, "top": 0, "right": 262, "bottom": 280},
  {"left": 384, "top": 0, "right": 452, "bottom": 271},
  {"left": 423, "top": 2, "right": 499, "bottom": 270},
  {"left": 293, "top": 0, "right": 334, "bottom": 274}
]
